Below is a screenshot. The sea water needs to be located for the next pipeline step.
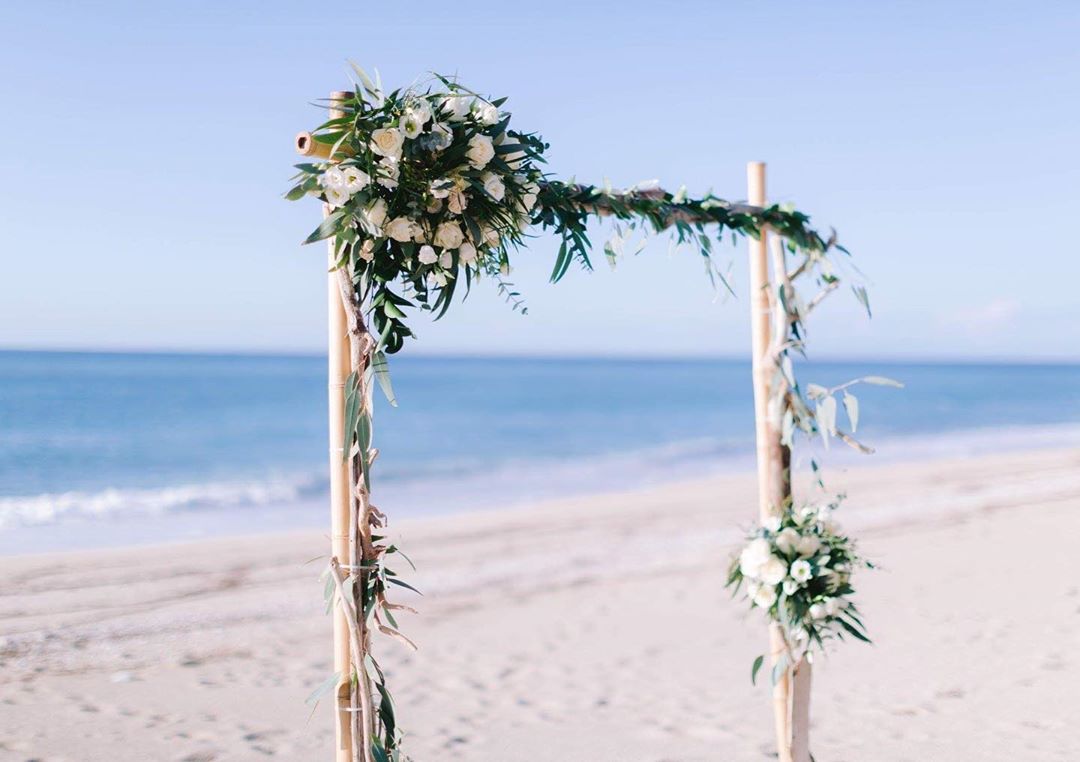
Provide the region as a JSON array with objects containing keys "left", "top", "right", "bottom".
[{"left": 1, "top": 350, "right": 1078, "bottom": 552}]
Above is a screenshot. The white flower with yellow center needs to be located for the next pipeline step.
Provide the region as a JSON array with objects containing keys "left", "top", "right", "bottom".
[
  {"left": 323, "top": 185, "right": 350, "bottom": 208},
  {"left": 400, "top": 110, "right": 423, "bottom": 140},
  {"left": 321, "top": 167, "right": 346, "bottom": 189},
  {"left": 340, "top": 166, "right": 370, "bottom": 193},
  {"left": 789, "top": 559, "right": 813, "bottom": 584}
]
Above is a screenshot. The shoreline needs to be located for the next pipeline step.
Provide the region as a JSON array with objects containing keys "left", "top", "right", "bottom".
[
  {"left": 3, "top": 446, "right": 1079, "bottom": 760},
  {"left": 4, "top": 436, "right": 1080, "bottom": 558}
]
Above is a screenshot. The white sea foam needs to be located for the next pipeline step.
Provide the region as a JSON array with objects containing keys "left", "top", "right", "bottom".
[{"left": 0, "top": 473, "right": 325, "bottom": 529}]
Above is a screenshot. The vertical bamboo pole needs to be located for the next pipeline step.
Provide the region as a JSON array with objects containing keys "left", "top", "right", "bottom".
[
  {"left": 326, "top": 91, "right": 354, "bottom": 762},
  {"left": 747, "top": 161, "right": 794, "bottom": 762},
  {"left": 790, "top": 660, "right": 812, "bottom": 762}
]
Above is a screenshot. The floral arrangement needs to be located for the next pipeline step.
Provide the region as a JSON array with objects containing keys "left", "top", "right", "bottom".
[
  {"left": 288, "top": 64, "right": 857, "bottom": 762},
  {"left": 727, "top": 498, "right": 872, "bottom": 683}
]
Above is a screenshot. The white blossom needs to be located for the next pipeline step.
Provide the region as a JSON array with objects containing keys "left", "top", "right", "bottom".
[
  {"left": 759, "top": 556, "right": 787, "bottom": 586},
  {"left": 340, "top": 166, "right": 370, "bottom": 193},
  {"left": 417, "top": 245, "right": 438, "bottom": 265},
  {"left": 357, "top": 239, "right": 375, "bottom": 262},
  {"left": 458, "top": 241, "right": 477, "bottom": 264},
  {"left": 447, "top": 188, "right": 468, "bottom": 215},
  {"left": 481, "top": 171, "right": 505, "bottom": 201},
  {"left": 321, "top": 167, "right": 346, "bottom": 189},
  {"left": 400, "top": 111, "right": 423, "bottom": 140},
  {"left": 438, "top": 250, "right": 453, "bottom": 269},
  {"left": 776, "top": 528, "right": 800, "bottom": 555},
  {"left": 789, "top": 559, "right": 813, "bottom": 584},
  {"left": 370, "top": 127, "right": 404, "bottom": 159},
  {"left": 441, "top": 93, "right": 472, "bottom": 122},
  {"left": 466, "top": 134, "right": 495, "bottom": 169},
  {"left": 739, "top": 538, "right": 771, "bottom": 578},
  {"left": 796, "top": 534, "right": 822, "bottom": 558},
  {"left": 385, "top": 216, "right": 416, "bottom": 242},
  {"left": 324, "top": 185, "right": 350, "bottom": 208},
  {"left": 809, "top": 603, "right": 828, "bottom": 620},
  {"left": 377, "top": 157, "right": 400, "bottom": 189},
  {"left": 472, "top": 100, "right": 499, "bottom": 125},
  {"left": 434, "top": 221, "right": 465, "bottom": 250},
  {"left": 363, "top": 198, "right": 388, "bottom": 230},
  {"left": 753, "top": 585, "right": 777, "bottom": 609}
]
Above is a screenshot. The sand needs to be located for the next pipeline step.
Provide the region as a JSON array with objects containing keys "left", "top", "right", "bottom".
[{"left": 2, "top": 447, "right": 1079, "bottom": 761}]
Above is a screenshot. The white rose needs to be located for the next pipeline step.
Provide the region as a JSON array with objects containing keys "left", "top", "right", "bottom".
[
  {"left": 441, "top": 94, "right": 472, "bottom": 122},
  {"left": 385, "top": 216, "right": 416, "bottom": 242},
  {"left": 753, "top": 585, "right": 777, "bottom": 609},
  {"left": 447, "top": 188, "right": 468, "bottom": 215},
  {"left": 521, "top": 192, "right": 538, "bottom": 212},
  {"left": 321, "top": 167, "right": 346, "bottom": 189},
  {"left": 789, "top": 559, "right": 813, "bottom": 584},
  {"left": 458, "top": 242, "right": 477, "bottom": 264},
  {"left": 412, "top": 222, "right": 428, "bottom": 243},
  {"left": 739, "top": 538, "right": 771, "bottom": 579},
  {"left": 796, "top": 535, "right": 821, "bottom": 558},
  {"left": 472, "top": 100, "right": 499, "bottom": 125},
  {"left": 417, "top": 245, "right": 438, "bottom": 265},
  {"left": 340, "top": 166, "right": 370, "bottom": 193},
  {"left": 364, "top": 198, "right": 388, "bottom": 230},
  {"left": 357, "top": 239, "right": 375, "bottom": 262},
  {"left": 370, "top": 127, "right": 404, "bottom": 159},
  {"left": 481, "top": 225, "right": 502, "bottom": 248},
  {"left": 759, "top": 556, "right": 787, "bottom": 586},
  {"left": 762, "top": 515, "right": 782, "bottom": 533},
  {"left": 430, "top": 178, "right": 453, "bottom": 199},
  {"left": 775, "top": 528, "right": 800, "bottom": 555},
  {"left": 377, "top": 157, "right": 400, "bottom": 189},
  {"left": 466, "top": 134, "right": 495, "bottom": 169},
  {"left": 438, "top": 250, "right": 453, "bottom": 269},
  {"left": 433, "top": 222, "right": 464, "bottom": 250},
  {"left": 809, "top": 603, "right": 828, "bottom": 620},
  {"left": 481, "top": 171, "right": 505, "bottom": 201},
  {"left": 324, "top": 185, "right": 350, "bottom": 208},
  {"left": 400, "top": 111, "right": 423, "bottom": 140}
]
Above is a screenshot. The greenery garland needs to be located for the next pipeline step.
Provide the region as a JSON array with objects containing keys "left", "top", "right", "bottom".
[{"left": 288, "top": 64, "right": 860, "bottom": 762}]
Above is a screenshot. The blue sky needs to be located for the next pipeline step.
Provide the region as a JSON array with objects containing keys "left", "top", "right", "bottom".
[{"left": 1, "top": 1, "right": 1077, "bottom": 360}]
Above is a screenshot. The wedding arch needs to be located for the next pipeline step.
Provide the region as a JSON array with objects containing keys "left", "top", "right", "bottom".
[{"left": 288, "top": 67, "right": 892, "bottom": 762}]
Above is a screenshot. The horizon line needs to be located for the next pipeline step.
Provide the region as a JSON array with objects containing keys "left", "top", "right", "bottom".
[{"left": 1, "top": 345, "right": 1078, "bottom": 367}]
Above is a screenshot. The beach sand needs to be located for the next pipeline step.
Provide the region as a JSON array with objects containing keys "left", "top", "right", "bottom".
[{"left": 2, "top": 447, "right": 1078, "bottom": 761}]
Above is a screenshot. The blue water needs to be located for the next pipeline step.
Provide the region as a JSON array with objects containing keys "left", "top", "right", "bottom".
[{"left": 2, "top": 350, "right": 1079, "bottom": 552}]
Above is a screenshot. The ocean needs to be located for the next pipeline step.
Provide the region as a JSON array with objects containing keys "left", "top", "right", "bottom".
[{"left": 2, "top": 350, "right": 1079, "bottom": 553}]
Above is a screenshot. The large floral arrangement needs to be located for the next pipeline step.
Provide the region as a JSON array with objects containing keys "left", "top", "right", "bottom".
[
  {"left": 727, "top": 498, "right": 872, "bottom": 683},
  {"left": 287, "top": 70, "right": 547, "bottom": 354}
]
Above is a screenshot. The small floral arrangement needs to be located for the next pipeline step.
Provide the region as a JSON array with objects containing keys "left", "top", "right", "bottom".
[
  {"left": 727, "top": 498, "right": 872, "bottom": 682},
  {"left": 287, "top": 67, "right": 546, "bottom": 354}
]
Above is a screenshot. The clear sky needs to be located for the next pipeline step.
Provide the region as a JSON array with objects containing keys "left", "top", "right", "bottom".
[{"left": 1, "top": 1, "right": 1077, "bottom": 360}]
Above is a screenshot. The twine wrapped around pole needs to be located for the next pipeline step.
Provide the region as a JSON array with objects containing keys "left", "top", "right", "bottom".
[{"left": 746, "top": 161, "right": 797, "bottom": 762}]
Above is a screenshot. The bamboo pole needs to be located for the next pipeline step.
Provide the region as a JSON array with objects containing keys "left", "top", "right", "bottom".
[
  {"left": 326, "top": 91, "right": 354, "bottom": 762},
  {"left": 747, "top": 161, "right": 794, "bottom": 762},
  {"left": 790, "top": 660, "right": 812, "bottom": 762}
]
